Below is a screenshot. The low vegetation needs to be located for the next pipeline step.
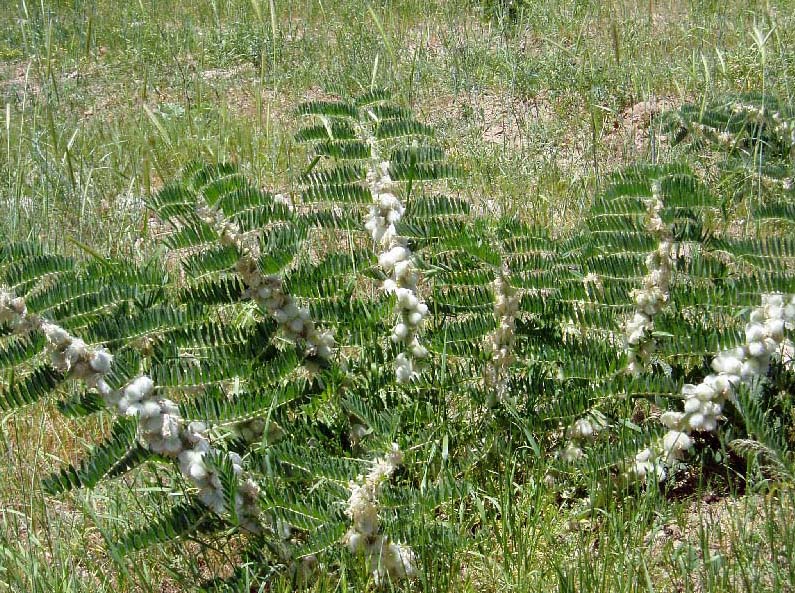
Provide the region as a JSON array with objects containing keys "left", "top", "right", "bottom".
[{"left": 1, "top": 1, "right": 794, "bottom": 592}]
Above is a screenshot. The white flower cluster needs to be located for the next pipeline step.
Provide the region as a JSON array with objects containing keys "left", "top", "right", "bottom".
[
  {"left": 195, "top": 203, "right": 335, "bottom": 363},
  {"left": 0, "top": 289, "right": 37, "bottom": 333},
  {"left": 628, "top": 418, "right": 696, "bottom": 482},
  {"left": 559, "top": 413, "right": 608, "bottom": 463},
  {"left": 1, "top": 288, "right": 261, "bottom": 530},
  {"left": 364, "top": 161, "right": 404, "bottom": 246},
  {"left": 629, "top": 425, "right": 695, "bottom": 483},
  {"left": 630, "top": 447, "right": 668, "bottom": 482},
  {"left": 178, "top": 422, "right": 261, "bottom": 532},
  {"left": 365, "top": 160, "right": 429, "bottom": 383},
  {"left": 344, "top": 444, "right": 417, "bottom": 584},
  {"left": 39, "top": 320, "right": 113, "bottom": 389},
  {"left": 235, "top": 257, "right": 335, "bottom": 362},
  {"left": 631, "top": 293, "right": 795, "bottom": 482},
  {"left": 485, "top": 264, "right": 519, "bottom": 404},
  {"left": 178, "top": 422, "right": 228, "bottom": 512},
  {"left": 624, "top": 181, "right": 674, "bottom": 376},
  {"left": 97, "top": 375, "right": 181, "bottom": 456}
]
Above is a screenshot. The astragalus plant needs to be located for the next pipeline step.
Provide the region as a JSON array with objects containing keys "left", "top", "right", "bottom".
[{"left": 1, "top": 91, "right": 794, "bottom": 590}]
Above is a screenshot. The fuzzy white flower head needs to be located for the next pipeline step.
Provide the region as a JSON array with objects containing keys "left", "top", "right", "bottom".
[
  {"left": 392, "top": 323, "right": 409, "bottom": 342},
  {"left": 118, "top": 375, "right": 155, "bottom": 412},
  {"left": 568, "top": 418, "right": 594, "bottom": 440},
  {"left": 346, "top": 482, "right": 379, "bottom": 536},
  {"left": 42, "top": 323, "right": 70, "bottom": 347},
  {"left": 658, "top": 410, "right": 684, "bottom": 429},
  {"left": 380, "top": 540, "right": 418, "bottom": 581},
  {"left": 198, "top": 488, "right": 226, "bottom": 514},
  {"left": 560, "top": 442, "right": 584, "bottom": 463},
  {"left": 394, "top": 353, "right": 415, "bottom": 383},
  {"left": 385, "top": 442, "right": 403, "bottom": 468},
  {"left": 632, "top": 447, "right": 666, "bottom": 482},
  {"left": 368, "top": 444, "right": 403, "bottom": 486},
  {"left": 345, "top": 529, "right": 366, "bottom": 554},
  {"left": 662, "top": 430, "right": 693, "bottom": 461},
  {"left": 179, "top": 449, "right": 208, "bottom": 481},
  {"left": 89, "top": 349, "right": 113, "bottom": 374},
  {"left": 365, "top": 156, "right": 429, "bottom": 382}
]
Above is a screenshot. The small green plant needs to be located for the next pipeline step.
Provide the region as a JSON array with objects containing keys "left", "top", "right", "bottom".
[{"left": 664, "top": 93, "right": 795, "bottom": 205}]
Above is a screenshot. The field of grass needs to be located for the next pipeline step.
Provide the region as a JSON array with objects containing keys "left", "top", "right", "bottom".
[{"left": 1, "top": 0, "right": 795, "bottom": 591}]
